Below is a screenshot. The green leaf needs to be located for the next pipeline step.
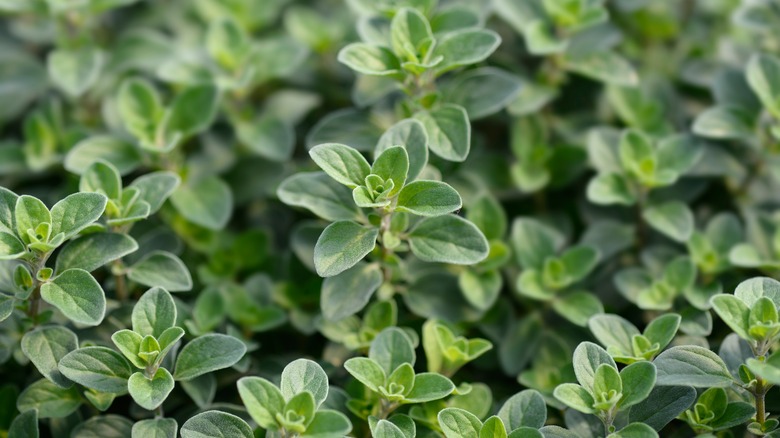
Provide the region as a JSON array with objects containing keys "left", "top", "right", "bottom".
[
  {"left": 565, "top": 51, "right": 638, "bottom": 86},
  {"left": 433, "top": 29, "right": 501, "bottom": 73},
  {"left": 588, "top": 314, "right": 639, "bottom": 358},
  {"left": 373, "top": 419, "right": 407, "bottom": 438},
  {"left": 0, "top": 231, "right": 25, "bottom": 259},
  {"left": 237, "top": 376, "right": 286, "bottom": 429},
  {"left": 375, "top": 118, "right": 428, "bottom": 181},
  {"left": 587, "top": 173, "right": 636, "bottom": 206},
  {"left": 711, "top": 295, "right": 751, "bottom": 340},
  {"left": 643, "top": 314, "right": 681, "bottom": 351},
  {"left": 132, "top": 287, "right": 177, "bottom": 338},
  {"left": 281, "top": 358, "right": 329, "bottom": 408},
  {"left": 170, "top": 176, "right": 233, "bottom": 230},
  {"left": 313, "top": 221, "right": 378, "bottom": 277},
  {"left": 309, "top": 143, "right": 371, "bottom": 188},
  {"left": 173, "top": 334, "right": 247, "bottom": 381},
  {"left": 344, "top": 357, "right": 386, "bottom": 392},
  {"left": 127, "top": 250, "right": 192, "bottom": 292},
  {"left": 404, "top": 372, "right": 455, "bottom": 403},
  {"left": 71, "top": 415, "right": 133, "bottom": 437},
  {"left": 128, "top": 368, "right": 175, "bottom": 410},
  {"left": 372, "top": 146, "right": 409, "bottom": 197},
  {"left": 50, "top": 192, "right": 107, "bottom": 240},
  {"left": 498, "top": 389, "right": 547, "bottom": 430},
  {"left": 237, "top": 115, "right": 295, "bottom": 162},
  {"left": 0, "top": 294, "right": 15, "bottom": 322},
  {"left": 131, "top": 418, "right": 178, "bottom": 438},
  {"left": 41, "top": 268, "right": 106, "bottom": 326},
  {"left": 692, "top": 105, "right": 756, "bottom": 140},
  {"left": 64, "top": 135, "right": 142, "bottom": 176},
  {"left": 438, "top": 407, "right": 482, "bottom": 438},
  {"left": 391, "top": 7, "right": 434, "bottom": 62},
  {"left": 55, "top": 233, "right": 138, "bottom": 274},
  {"left": 480, "top": 416, "right": 508, "bottom": 438},
  {"left": 17, "top": 378, "right": 81, "bottom": 418},
  {"left": 552, "top": 292, "right": 604, "bottom": 327},
  {"left": 8, "top": 409, "right": 38, "bottom": 438},
  {"left": 510, "top": 218, "right": 563, "bottom": 269},
  {"left": 111, "top": 329, "right": 145, "bottom": 369},
  {"left": 459, "top": 269, "right": 502, "bottom": 311},
  {"left": 0, "top": 187, "right": 18, "bottom": 233},
  {"left": 180, "top": 410, "right": 253, "bottom": 438},
  {"left": 442, "top": 67, "right": 523, "bottom": 120},
  {"left": 15, "top": 195, "right": 50, "bottom": 241},
  {"left": 118, "top": 77, "right": 164, "bottom": 144},
  {"left": 572, "top": 342, "right": 616, "bottom": 392},
  {"left": 642, "top": 201, "right": 694, "bottom": 243},
  {"left": 302, "top": 410, "right": 353, "bottom": 437},
  {"left": 415, "top": 104, "right": 471, "bottom": 162},
  {"left": 746, "top": 54, "right": 780, "bottom": 119},
  {"left": 80, "top": 160, "right": 122, "bottom": 200},
  {"left": 618, "top": 361, "right": 656, "bottom": 408},
  {"left": 734, "top": 276, "right": 780, "bottom": 308},
  {"left": 370, "top": 327, "right": 416, "bottom": 374},
  {"left": 47, "top": 46, "right": 103, "bottom": 97},
  {"left": 654, "top": 345, "right": 734, "bottom": 387},
  {"left": 560, "top": 246, "right": 600, "bottom": 282},
  {"left": 278, "top": 172, "right": 360, "bottom": 221},
  {"left": 321, "top": 262, "right": 383, "bottom": 321},
  {"left": 408, "top": 215, "right": 489, "bottom": 264},
  {"left": 21, "top": 326, "right": 78, "bottom": 388},
  {"left": 164, "top": 84, "right": 220, "bottom": 140},
  {"left": 553, "top": 383, "right": 595, "bottom": 414},
  {"left": 627, "top": 386, "right": 697, "bottom": 431},
  {"left": 129, "top": 171, "right": 181, "bottom": 214},
  {"left": 608, "top": 422, "right": 658, "bottom": 438},
  {"left": 746, "top": 350, "right": 780, "bottom": 385},
  {"left": 58, "top": 346, "right": 133, "bottom": 394},
  {"left": 396, "top": 180, "right": 462, "bottom": 216},
  {"left": 337, "top": 43, "right": 401, "bottom": 76}
]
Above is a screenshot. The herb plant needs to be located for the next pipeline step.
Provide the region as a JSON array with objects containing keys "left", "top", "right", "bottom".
[{"left": 4, "top": 1, "right": 780, "bottom": 437}]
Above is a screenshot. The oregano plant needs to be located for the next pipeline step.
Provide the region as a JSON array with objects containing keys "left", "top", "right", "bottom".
[{"left": 3, "top": 1, "right": 780, "bottom": 437}]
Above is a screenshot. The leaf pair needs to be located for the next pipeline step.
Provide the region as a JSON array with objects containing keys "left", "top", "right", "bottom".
[{"left": 237, "top": 359, "right": 352, "bottom": 437}]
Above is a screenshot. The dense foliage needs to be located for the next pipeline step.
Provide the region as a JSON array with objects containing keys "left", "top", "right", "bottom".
[{"left": 2, "top": 0, "right": 780, "bottom": 437}]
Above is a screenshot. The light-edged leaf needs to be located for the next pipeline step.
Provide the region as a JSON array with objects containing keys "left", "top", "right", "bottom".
[
  {"left": 127, "top": 250, "right": 192, "bottom": 292},
  {"left": 132, "top": 418, "right": 178, "bottom": 438},
  {"left": 21, "top": 326, "right": 78, "bottom": 388},
  {"left": 654, "top": 345, "right": 734, "bottom": 387},
  {"left": 309, "top": 143, "right": 372, "bottom": 188},
  {"left": 321, "top": 262, "right": 383, "bottom": 321},
  {"left": 415, "top": 104, "right": 471, "bottom": 162},
  {"left": 409, "top": 215, "right": 489, "bottom": 265},
  {"left": 396, "top": 180, "right": 462, "bottom": 216},
  {"left": 281, "top": 358, "right": 329, "bottom": 407},
  {"left": 41, "top": 268, "right": 106, "bottom": 326},
  {"left": 17, "top": 378, "right": 81, "bottom": 418},
  {"left": 313, "top": 220, "right": 379, "bottom": 277},
  {"left": 180, "top": 410, "right": 253, "bottom": 438},
  {"left": 173, "top": 334, "right": 247, "bottom": 381},
  {"left": 237, "top": 376, "right": 286, "bottom": 429},
  {"left": 170, "top": 176, "right": 233, "bottom": 230},
  {"left": 128, "top": 368, "right": 175, "bottom": 410},
  {"left": 278, "top": 172, "right": 360, "bottom": 221},
  {"left": 58, "top": 346, "right": 133, "bottom": 394},
  {"left": 132, "top": 287, "right": 177, "bottom": 337},
  {"left": 55, "top": 233, "right": 138, "bottom": 274}
]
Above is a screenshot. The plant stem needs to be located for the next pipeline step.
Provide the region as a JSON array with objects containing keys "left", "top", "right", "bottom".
[
  {"left": 756, "top": 377, "right": 767, "bottom": 426},
  {"left": 113, "top": 259, "right": 128, "bottom": 302},
  {"left": 26, "top": 286, "right": 41, "bottom": 324},
  {"left": 155, "top": 405, "right": 164, "bottom": 419}
]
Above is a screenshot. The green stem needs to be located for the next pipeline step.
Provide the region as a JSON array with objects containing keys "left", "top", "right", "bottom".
[{"left": 112, "top": 259, "right": 128, "bottom": 302}]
